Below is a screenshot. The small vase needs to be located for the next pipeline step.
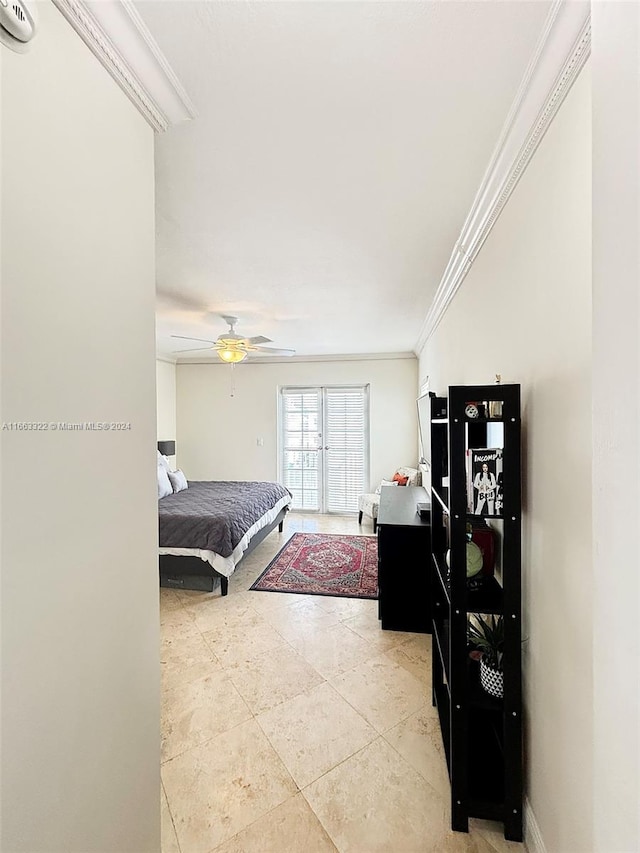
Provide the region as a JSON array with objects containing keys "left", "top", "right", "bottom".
[
  {"left": 480, "top": 657, "right": 504, "bottom": 698},
  {"left": 488, "top": 400, "right": 502, "bottom": 419}
]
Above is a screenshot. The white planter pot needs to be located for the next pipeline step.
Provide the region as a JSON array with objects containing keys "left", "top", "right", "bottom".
[{"left": 480, "top": 657, "right": 504, "bottom": 699}]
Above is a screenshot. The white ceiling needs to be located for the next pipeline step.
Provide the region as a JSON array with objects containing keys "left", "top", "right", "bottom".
[{"left": 140, "top": 1, "right": 552, "bottom": 362}]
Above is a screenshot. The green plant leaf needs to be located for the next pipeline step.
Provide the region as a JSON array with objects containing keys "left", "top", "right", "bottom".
[{"left": 467, "top": 614, "right": 504, "bottom": 667}]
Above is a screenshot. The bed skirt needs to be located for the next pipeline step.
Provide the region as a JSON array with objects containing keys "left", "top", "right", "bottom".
[{"left": 159, "top": 504, "right": 289, "bottom": 595}]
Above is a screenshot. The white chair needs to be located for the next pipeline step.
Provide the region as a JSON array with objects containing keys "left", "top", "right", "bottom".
[
  {"left": 358, "top": 467, "right": 421, "bottom": 533},
  {"left": 358, "top": 491, "right": 382, "bottom": 533}
]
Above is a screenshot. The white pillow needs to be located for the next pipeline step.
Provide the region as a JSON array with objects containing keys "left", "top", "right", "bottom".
[
  {"left": 157, "top": 450, "right": 171, "bottom": 471},
  {"left": 168, "top": 469, "right": 188, "bottom": 493},
  {"left": 157, "top": 463, "right": 173, "bottom": 499},
  {"left": 396, "top": 466, "right": 421, "bottom": 486},
  {"left": 375, "top": 479, "right": 399, "bottom": 495}
]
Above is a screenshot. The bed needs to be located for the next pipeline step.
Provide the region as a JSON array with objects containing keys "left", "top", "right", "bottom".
[{"left": 158, "top": 480, "right": 292, "bottom": 595}]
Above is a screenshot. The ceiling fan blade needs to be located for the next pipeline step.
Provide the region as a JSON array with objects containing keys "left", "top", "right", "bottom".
[
  {"left": 171, "top": 334, "right": 216, "bottom": 344},
  {"left": 172, "top": 346, "right": 215, "bottom": 353},
  {"left": 234, "top": 335, "right": 271, "bottom": 346},
  {"left": 249, "top": 346, "right": 296, "bottom": 356}
]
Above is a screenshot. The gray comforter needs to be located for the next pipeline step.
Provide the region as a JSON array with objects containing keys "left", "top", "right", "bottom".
[{"left": 158, "top": 481, "right": 291, "bottom": 557}]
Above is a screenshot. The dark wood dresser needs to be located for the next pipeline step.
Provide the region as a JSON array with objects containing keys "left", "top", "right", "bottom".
[{"left": 377, "top": 485, "right": 431, "bottom": 633}]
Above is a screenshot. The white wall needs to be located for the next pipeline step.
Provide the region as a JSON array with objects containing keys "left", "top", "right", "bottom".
[
  {"left": 0, "top": 4, "right": 159, "bottom": 851},
  {"left": 418, "top": 70, "right": 592, "bottom": 852},
  {"left": 592, "top": 5, "right": 640, "bottom": 851},
  {"left": 176, "top": 357, "right": 418, "bottom": 492},
  {"left": 156, "top": 359, "right": 177, "bottom": 443}
]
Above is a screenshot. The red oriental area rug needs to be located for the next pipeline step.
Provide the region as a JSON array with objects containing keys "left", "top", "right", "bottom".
[{"left": 250, "top": 533, "right": 378, "bottom": 600}]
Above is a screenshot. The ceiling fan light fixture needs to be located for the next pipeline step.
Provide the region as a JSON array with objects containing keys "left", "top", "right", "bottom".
[
  {"left": 170, "top": 317, "right": 294, "bottom": 362},
  {"left": 218, "top": 346, "right": 247, "bottom": 364}
]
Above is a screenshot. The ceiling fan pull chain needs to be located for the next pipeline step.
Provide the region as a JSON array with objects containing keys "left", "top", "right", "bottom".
[{"left": 230, "top": 362, "right": 236, "bottom": 398}]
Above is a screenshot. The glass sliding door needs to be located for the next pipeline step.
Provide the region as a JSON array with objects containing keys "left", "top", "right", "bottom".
[
  {"left": 280, "top": 385, "right": 369, "bottom": 513},
  {"left": 280, "top": 388, "right": 322, "bottom": 511}
]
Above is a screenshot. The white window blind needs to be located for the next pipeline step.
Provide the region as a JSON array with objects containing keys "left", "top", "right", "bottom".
[{"left": 324, "top": 386, "right": 368, "bottom": 513}]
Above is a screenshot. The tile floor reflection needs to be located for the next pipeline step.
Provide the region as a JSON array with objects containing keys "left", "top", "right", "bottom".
[{"left": 160, "top": 513, "right": 522, "bottom": 853}]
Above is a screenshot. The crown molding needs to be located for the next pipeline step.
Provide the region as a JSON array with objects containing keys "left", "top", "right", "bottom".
[
  {"left": 51, "top": 0, "right": 195, "bottom": 132},
  {"left": 173, "top": 351, "right": 417, "bottom": 366},
  {"left": 414, "top": 0, "right": 591, "bottom": 354}
]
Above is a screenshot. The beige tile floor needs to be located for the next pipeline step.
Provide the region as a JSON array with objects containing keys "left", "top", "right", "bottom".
[{"left": 161, "top": 513, "right": 523, "bottom": 853}]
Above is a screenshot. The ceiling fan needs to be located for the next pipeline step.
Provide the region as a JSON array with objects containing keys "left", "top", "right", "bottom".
[{"left": 172, "top": 315, "right": 295, "bottom": 363}]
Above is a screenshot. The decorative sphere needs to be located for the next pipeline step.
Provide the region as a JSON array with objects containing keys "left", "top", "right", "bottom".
[
  {"left": 445, "top": 542, "right": 483, "bottom": 578},
  {"left": 466, "top": 541, "right": 483, "bottom": 577}
]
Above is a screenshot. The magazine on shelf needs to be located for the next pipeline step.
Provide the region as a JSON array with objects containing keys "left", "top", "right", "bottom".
[{"left": 466, "top": 448, "right": 503, "bottom": 515}]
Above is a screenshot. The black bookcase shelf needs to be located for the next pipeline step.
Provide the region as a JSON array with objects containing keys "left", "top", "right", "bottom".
[
  {"left": 432, "top": 617, "right": 450, "bottom": 696},
  {"left": 432, "top": 487, "right": 450, "bottom": 514},
  {"left": 431, "top": 553, "right": 450, "bottom": 603},
  {"left": 467, "top": 513, "right": 505, "bottom": 521},
  {"left": 428, "top": 385, "right": 523, "bottom": 842},
  {"left": 468, "top": 576, "right": 504, "bottom": 614}
]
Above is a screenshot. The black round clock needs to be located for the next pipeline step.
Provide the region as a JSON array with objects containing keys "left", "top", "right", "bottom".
[{"left": 465, "top": 403, "right": 479, "bottom": 419}]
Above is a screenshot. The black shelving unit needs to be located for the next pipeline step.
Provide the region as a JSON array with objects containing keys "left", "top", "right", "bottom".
[{"left": 428, "top": 385, "right": 522, "bottom": 842}]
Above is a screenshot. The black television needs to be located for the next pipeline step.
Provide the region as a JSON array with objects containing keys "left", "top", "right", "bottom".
[
  {"left": 417, "top": 392, "right": 449, "bottom": 479},
  {"left": 416, "top": 393, "right": 433, "bottom": 465}
]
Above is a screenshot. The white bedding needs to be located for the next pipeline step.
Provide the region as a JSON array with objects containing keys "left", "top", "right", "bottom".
[{"left": 158, "top": 493, "right": 290, "bottom": 578}]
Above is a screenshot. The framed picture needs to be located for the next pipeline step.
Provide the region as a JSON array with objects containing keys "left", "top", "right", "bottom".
[{"left": 466, "top": 448, "right": 503, "bottom": 515}]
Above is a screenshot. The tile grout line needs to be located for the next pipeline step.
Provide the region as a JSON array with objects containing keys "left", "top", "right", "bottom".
[
  {"left": 296, "top": 736, "right": 389, "bottom": 853},
  {"left": 161, "top": 777, "right": 183, "bottom": 853},
  {"left": 379, "top": 708, "right": 448, "bottom": 794},
  {"left": 202, "top": 789, "right": 335, "bottom": 853},
  {"left": 160, "top": 518, "right": 443, "bottom": 853},
  {"left": 163, "top": 602, "right": 429, "bottom": 763}
]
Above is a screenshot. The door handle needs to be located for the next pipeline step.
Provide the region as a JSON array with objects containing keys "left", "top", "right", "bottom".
[{"left": 324, "top": 446, "right": 329, "bottom": 450}]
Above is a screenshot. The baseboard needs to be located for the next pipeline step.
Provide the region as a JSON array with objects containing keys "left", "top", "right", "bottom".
[{"left": 524, "top": 798, "right": 547, "bottom": 853}]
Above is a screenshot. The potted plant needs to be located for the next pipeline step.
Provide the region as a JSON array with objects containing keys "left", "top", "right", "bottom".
[{"left": 468, "top": 614, "right": 504, "bottom": 698}]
